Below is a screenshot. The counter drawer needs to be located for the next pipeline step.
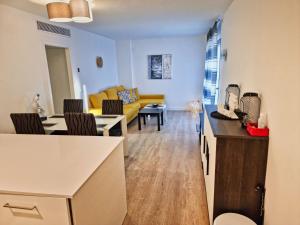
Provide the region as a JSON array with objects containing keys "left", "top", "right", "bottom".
[{"left": 0, "top": 194, "right": 71, "bottom": 225}]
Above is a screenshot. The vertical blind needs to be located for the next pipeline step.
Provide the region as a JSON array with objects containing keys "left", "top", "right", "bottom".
[{"left": 203, "top": 20, "right": 222, "bottom": 105}]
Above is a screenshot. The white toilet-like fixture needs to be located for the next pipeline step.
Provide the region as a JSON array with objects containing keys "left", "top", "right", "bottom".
[{"left": 214, "top": 213, "right": 257, "bottom": 225}]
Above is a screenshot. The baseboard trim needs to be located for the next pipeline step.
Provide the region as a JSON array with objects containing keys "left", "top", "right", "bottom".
[{"left": 167, "top": 107, "right": 188, "bottom": 111}]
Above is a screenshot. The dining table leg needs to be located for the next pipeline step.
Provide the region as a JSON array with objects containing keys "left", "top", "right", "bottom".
[
  {"left": 103, "top": 129, "right": 110, "bottom": 136},
  {"left": 104, "top": 117, "right": 128, "bottom": 157},
  {"left": 121, "top": 117, "right": 128, "bottom": 157}
]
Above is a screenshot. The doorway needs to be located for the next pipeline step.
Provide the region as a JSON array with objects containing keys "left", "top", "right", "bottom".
[{"left": 45, "top": 46, "right": 73, "bottom": 114}]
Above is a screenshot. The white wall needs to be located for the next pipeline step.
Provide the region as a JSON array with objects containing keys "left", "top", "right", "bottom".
[
  {"left": 0, "top": 4, "right": 119, "bottom": 133},
  {"left": 116, "top": 40, "right": 135, "bottom": 88},
  {"left": 220, "top": 0, "right": 300, "bottom": 224},
  {"left": 117, "top": 36, "right": 206, "bottom": 110}
]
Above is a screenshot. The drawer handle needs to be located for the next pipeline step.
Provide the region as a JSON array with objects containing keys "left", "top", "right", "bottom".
[
  {"left": 3, "top": 203, "right": 40, "bottom": 214},
  {"left": 206, "top": 143, "right": 209, "bottom": 175},
  {"left": 203, "top": 136, "right": 206, "bottom": 154}
]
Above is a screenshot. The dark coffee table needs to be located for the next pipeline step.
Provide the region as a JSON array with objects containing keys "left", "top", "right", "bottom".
[{"left": 138, "top": 108, "right": 164, "bottom": 131}]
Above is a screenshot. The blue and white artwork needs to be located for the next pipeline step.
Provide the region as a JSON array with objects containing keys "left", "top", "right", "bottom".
[{"left": 148, "top": 54, "right": 172, "bottom": 79}]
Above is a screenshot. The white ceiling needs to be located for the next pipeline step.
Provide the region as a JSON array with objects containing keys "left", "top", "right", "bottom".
[{"left": 0, "top": 0, "right": 233, "bottom": 40}]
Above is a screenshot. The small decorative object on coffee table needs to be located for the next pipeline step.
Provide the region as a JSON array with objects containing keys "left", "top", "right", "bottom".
[
  {"left": 138, "top": 107, "right": 164, "bottom": 131},
  {"left": 144, "top": 104, "right": 167, "bottom": 122}
]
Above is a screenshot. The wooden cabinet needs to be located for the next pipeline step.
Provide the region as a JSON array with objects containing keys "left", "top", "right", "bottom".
[{"left": 201, "top": 105, "right": 269, "bottom": 225}]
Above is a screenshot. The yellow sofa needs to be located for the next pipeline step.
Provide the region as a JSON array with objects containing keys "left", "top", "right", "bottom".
[{"left": 89, "top": 86, "right": 165, "bottom": 124}]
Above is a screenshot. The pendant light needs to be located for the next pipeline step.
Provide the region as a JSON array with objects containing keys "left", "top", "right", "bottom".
[
  {"left": 70, "top": 0, "right": 93, "bottom": 23},
  {"left": 47, "top": 1, "right": 72, "bottom": 22}
]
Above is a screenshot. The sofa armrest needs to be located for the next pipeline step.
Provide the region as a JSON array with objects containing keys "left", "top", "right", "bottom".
[{"left": 139, "top": 94, "right": 165, "bottom": 99}]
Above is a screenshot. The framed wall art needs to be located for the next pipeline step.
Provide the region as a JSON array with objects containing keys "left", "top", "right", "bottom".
[{"left": 148, "top": 54, "right": 172, "bottom": 79}]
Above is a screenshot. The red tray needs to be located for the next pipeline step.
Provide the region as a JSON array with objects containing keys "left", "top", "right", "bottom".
[{"left": 247, "top": 123, "right": 269, "bottom": 137}]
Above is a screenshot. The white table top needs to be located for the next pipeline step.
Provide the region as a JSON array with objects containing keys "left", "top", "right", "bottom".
[
  {"left": 43, "top": 115, "right": 125, "bottom": 132},
  {"left": 0, "top": 134, "right": 123, "bottom": 198}
]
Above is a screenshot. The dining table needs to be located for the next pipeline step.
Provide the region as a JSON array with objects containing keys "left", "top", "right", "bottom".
[{"left": 42, "top": 114, "right": 128, "bottom": 157}]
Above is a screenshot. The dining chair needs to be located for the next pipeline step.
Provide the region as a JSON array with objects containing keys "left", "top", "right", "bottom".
[
  {"left": 102, "top": 100, "right": 124, "bottom": 115},
  {"left": 64, "top": 99, "right": 83, "bottom": 114},
  {"left": 64, "top": 113, "right": 98, "bottom": 136},
  {"left": 10, "top": 113, "right": 45, "bottom": 135},
  {"left": 102, "top": 100, "right": 123, "bottom": 136}
]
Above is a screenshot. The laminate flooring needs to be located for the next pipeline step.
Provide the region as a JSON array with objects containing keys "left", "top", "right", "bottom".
[{"left": 123, "top": 111, "right": 209, "bottom": 225}]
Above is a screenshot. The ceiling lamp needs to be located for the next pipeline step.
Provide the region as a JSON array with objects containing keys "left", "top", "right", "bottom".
[
  {"left": 70, "top": 0, "right": 93, "bottom": 23},
  {"left": 47, "top": 1, "right": 72, "bottom": 22}
]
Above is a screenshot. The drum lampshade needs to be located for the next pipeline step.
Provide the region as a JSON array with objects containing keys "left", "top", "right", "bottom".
[{"left": 47, "top": 2, "right": 72, "bottom": 22}]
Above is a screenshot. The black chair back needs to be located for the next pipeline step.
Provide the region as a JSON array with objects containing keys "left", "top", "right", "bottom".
[
  {"left": 102, "top": 100, "right": 123, "bottom": 136},
  {"left": 64, "top": 99, "right": 83, "bottom": 114},
  {"left": 102, "top": 100, "right": 123, "bottom": 115},
  {"left": 64, "top": 113, "right": 97, "bottom": 136},
  {"left": 10, "top": 113, "right": 45, "bottom": 135}
]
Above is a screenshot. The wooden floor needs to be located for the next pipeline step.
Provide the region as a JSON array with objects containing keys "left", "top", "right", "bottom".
[{"left": 123, "top": 111, "right": 209, "bottom": 225}]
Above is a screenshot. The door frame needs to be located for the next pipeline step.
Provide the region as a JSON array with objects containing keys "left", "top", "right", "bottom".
[{"left": 44, "top": 44, "right": 75, "bottom": 114}]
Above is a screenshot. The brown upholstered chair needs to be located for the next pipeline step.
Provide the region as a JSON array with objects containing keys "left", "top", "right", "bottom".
[
  {"left": 64, "top": 113, "right": 98, "bottom": 136},
  {"left": 102, "top": 100, "right": 123, "bottom": 115},
  {"left": 102, "top": 100, "right": 123, "bottom": 136},
  {"left": 64, "top": 99, "right": 83, "bottom": 114},
  {"left": 10, "top": 113, "right": 45, "bottom": 135}
]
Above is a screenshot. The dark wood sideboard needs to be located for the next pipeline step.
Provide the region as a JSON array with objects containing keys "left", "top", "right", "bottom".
[{"left": 201, "top": 105, "right": 269, "bottom": 225}]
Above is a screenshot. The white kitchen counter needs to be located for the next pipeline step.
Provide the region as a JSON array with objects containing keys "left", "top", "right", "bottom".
[
  {"left": 0, "top": 134, "right": 127, "bottom": 225},
  {"left": 0, "top": 134, "right": 123, "bottom": 198}
]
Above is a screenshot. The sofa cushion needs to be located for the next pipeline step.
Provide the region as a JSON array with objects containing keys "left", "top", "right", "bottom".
[
  {"left": 123, "top": 102, "right": 140, "bottom": 122},
  {"left": 124, "top": 102, "right": 141, "bottom": 111},
  {"left": 105, "top": 87, "right": 119, "bottom": 100},
  {"left": 116, "top": 85, "right": 125, "bottom": 92},
  {"left": 89, "top": 92, "right": 108, "bottom": 108},
  {"left": 117, "top": 90, "right": 131, "bottom": 104},
  {"left": 137, "top": 99, "right": 165, "bottom": 108},
  {"left": 89, "top": 108, "right": 102, "bottom": 116},
  {"left": 134, "top": 88, "right": 140, "bottom": 99},
  {"left": 123, "top": 106, "right": 135, "bottom": 116},
  {"left": 126, "top": 111, "right": 139, "bottom": 123},
  {"left": 129, "top": 88, "right": 139, "bottom": 102}
]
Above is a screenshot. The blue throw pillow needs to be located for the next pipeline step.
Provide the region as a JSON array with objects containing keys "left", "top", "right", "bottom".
[{"left": 117, "top": 90, "right": 131, "bottom": 104}]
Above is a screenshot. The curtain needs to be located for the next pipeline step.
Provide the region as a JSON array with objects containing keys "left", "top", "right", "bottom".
[{"left": 203, "top": 20, "right": 222, "bottom": 105}]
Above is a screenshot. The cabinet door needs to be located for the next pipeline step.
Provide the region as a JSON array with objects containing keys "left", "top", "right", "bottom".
[
  {"left": 70, "top": 143, "right": 127, "bottom": 225},
  {"left": 0, "top": 194, "right": 71, "bottom": 225},
  {"left": 213, "top": 138, "right": 268, "bottom": 225},
  {"left": 203, "top": 110, "right": 217, "bottom": 225}
]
